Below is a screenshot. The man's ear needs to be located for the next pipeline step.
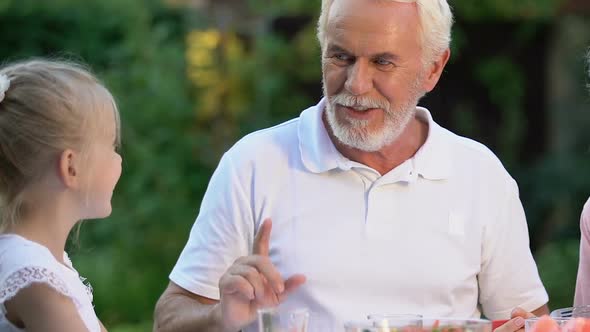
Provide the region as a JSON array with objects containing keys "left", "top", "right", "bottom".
[
  {"left": 58, "top": 149, "right": 80, "bottom": 189},
  {"left": 421, "top": 48, "right": 451, "bottom": 93}
]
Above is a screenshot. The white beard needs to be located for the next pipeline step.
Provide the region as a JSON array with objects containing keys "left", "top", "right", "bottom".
[{"left": 324, "top": 79, "right": 425, "bottom": 152}]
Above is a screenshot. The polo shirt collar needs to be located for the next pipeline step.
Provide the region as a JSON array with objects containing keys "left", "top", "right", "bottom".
[
  {"left": 298, "top": 98, "right": 451, "bottom": 180},
  {"left": 298, "top": 98, "right": 345, "bottom": 173},
  {"left": 412, "top": 107, "right": 452, "bottom": 180}
]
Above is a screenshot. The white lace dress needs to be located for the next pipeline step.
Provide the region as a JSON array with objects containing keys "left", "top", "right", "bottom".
[{"left": 0, "top": 234, "right": 100, "bottom": 332}]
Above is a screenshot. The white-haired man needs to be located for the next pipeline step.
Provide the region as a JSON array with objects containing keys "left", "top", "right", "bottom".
[{"left": 154, "top": 0, "right": 549, "bottom": 331}]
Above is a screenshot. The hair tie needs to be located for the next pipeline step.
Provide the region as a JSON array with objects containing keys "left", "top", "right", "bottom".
[{"left": 0, "top": 74, "right": 11, "bottom": 103}]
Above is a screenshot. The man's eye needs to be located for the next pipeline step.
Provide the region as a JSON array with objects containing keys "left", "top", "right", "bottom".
[
  {"left": 375, "top": 58, "right": 392, "bottom": 66},
  {"left": 335, "top": 54, "right": 350, "bottom": 61},
  {"left": 324, "top": 53, "right": 354, "bottom": 67},
  {"left": 328, "top": 53, "right": 353, "bottom": 63}
]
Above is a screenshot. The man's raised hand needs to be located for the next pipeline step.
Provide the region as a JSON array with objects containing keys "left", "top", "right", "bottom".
[{"left": 218, "top": 218, "right": 306, "bottom": 331}]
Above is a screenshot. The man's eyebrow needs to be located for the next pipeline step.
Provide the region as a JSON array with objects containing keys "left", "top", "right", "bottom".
[
  {"left": 372, "top": 52, "right": 400, "bottom": 61},
  {"left": 325, "top": 45, "right": 401, "bottom": 62},
  {"left": 325, "top": 44, "right": 349, "bottom": 54}
]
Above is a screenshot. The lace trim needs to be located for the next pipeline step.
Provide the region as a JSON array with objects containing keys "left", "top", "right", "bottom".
[
  {"left": 0, "top": 266, "right": 73, "bottom": 305},
  {"left": 79, "top": 276, "right": 93, "bottom": 302},
  {"left": 63, "top": 253, "right": 93, "bottom": 302}
]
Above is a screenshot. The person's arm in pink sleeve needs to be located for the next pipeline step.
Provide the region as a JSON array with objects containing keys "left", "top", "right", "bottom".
[{"left": 575, "top": 198, "right": 590, "bottom": 305}]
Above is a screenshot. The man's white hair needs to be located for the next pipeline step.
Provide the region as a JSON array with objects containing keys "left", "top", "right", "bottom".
[{"left": 316, "top": 0, "right": 454, "bottom": 66}]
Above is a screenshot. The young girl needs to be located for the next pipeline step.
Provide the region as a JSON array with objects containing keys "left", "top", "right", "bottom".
[{"left": 0, "top": 59, "right": 122, "bottom": 332}]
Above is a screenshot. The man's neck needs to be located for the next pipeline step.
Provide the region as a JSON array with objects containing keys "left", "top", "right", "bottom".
[{"left": 323, "top": 113, "right": 429, "bottom": 175}]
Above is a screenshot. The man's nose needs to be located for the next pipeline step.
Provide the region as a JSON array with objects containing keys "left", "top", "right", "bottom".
[{"left": 344, "top": 60, "right": 373, "bottom": 95}]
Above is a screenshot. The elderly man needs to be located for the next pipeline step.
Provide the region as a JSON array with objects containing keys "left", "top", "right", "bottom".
[{"left": 154, "top": 0, "right": 549, "bottom": 331}]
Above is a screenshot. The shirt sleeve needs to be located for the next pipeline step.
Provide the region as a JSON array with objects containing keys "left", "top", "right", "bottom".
[
  {"left": 575, "top": 197, "right": 590, "bottom": 305},
  {"left": 169, "top": 151, "right": 255, "bottom": 300},
  {"left": 478, "top": 178, "right": 549, "bottom": 319},
  {"left": 0, "top": 243, "right": 71, "bottom": 313}
]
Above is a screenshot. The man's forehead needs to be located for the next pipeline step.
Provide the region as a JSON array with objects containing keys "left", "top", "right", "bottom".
[
  {"left": 326, "top": 0, "right": 419, "bottom": 33},
  {"left": 327, "top": 15, "right": 404, "bottom": 39},
  {"left": 325, "top": 0, "right": 420, "bottom": 50},
  {"left": 327, "top": 0, "right": 419, "bottom": 15}
]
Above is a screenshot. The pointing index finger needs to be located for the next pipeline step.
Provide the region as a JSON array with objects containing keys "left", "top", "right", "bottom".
[{"left": 254, "top": 218, "right": 272, "bottom": 256}]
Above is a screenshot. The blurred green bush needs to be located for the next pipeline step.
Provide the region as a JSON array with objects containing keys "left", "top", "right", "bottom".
[{"left": 0, "top": 0, "right": 206, "bottom": 328}]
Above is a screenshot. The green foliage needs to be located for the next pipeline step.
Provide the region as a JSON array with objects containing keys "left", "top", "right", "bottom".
[
  {"left": 536, "top": 239, "right": 580, "bottom": 309},
  {"left": 1, "top": 0, "right": 206, "bottom": 328},
  {"left": 240, "top": 24, "right": 322, "bottom": 131},
  {"left": 451, "top": 0, "right": 563, "bottom": 21},
  {"left": 111, "top": 321, "right": 153, "bottom": 332},
  {"left": 248, "top": 0, "right": 320, "bottom": 16},
  {"left": 474, "top": 56, "right": 526, "bottom": 166},
  {"left": 518, "top": 153, "right": 590, "bottom": 246}
]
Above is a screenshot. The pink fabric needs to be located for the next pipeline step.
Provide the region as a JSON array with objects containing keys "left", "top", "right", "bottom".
[{"left": 575, "top": 197, "right": 590, "bottom": 305}]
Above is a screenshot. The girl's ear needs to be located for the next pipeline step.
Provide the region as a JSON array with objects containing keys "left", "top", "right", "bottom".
[{"left": 58, "top": 149, "right": 80, "bottom": 189}]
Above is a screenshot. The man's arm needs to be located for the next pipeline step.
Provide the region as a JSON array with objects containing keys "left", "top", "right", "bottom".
[
  {"left": 153, "top": 282, "right": 227, "bottom": 332},
  {"left": 479, "top": 178, "right": 549, "bottom": 319},
  {"left": 531, "top": 304, "right": 549, "bottom": 317},
  {"left": 154, "top": 220, "right": 305, "bottom": 332}
]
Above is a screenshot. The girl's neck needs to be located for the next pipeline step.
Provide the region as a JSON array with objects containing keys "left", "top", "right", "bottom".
[{"left": 11, "top": 193, "right": 79, "bottom": 264}]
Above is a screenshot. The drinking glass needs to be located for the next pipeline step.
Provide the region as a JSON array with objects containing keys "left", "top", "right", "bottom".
[
  {"left": 258, "top": 307, "right": 309, "bottom": 332},
  {"left": 367, "top": 313, "right": 423, "bottom": 331},
  {"left": 524, "top": 317, "right": 571, "bottom": 332},
  {"left": 422, "top": 317, "right": 492, "bottom": 332},
  {"left": 573, "top": 305, "right": 590, "bottom": 318},
  {"left": 344, "top": 321, "right": 391, "bottom": 332}
]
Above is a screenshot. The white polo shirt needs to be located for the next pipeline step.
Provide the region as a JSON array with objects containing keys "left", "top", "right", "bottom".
[{"left": 170, "top": 99, "right": 548, "bottom": 331}]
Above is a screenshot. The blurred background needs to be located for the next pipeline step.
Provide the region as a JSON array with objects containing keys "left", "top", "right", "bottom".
[{"left": 1, "top": 0, "right": 589, "bottom": 330}]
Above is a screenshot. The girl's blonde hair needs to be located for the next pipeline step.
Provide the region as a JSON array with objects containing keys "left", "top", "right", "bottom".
[{"left": 0, "top": 59, "right": 120, "bottom": 232}]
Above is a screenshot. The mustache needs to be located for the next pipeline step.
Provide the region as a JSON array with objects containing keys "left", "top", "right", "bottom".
[{"left": 330, "top": 93, "right": 390, "bottom": 111}]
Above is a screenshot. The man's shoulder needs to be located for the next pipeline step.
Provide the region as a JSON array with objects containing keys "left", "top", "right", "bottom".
[
  {"left": 219, "top": 117, "right": 302, "bottom": 171},
  {"left": 445, "top": 129, "right": 498, "bottom": 158},
  {"left": 230, "top": 117, "right": 300, "bottom": 154},
  {"left": 229, "top": 101, "right": 323, "bottom": 154},
  {"left": 436, "top": 125, "right": 510, "bottom": 175}
]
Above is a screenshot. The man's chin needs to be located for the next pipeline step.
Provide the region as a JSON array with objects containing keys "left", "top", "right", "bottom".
[{"left": 333, "top": 128, "right": 389, "bottom": 152}]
